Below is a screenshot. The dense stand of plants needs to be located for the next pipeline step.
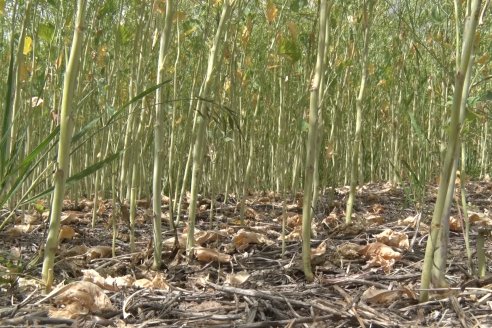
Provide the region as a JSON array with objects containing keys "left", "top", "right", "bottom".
[{"left": 0, "top": 0, "right": 491, "bottom": 293}]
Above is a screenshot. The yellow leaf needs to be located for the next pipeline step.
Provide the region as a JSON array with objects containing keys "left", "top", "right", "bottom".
[
  {"left": 0, "top": 0, "right": 5, "bottom": 15},
  {"left": 266, "top": 0, "right": 278, "bottom": 23},
  {"left": 23, "top": 36, "right": 32, "bottom": 55}
]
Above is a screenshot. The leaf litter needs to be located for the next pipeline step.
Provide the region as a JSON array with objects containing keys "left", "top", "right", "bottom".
[{"left": 1, "top": 181, "right": 492, "bottom": 327}]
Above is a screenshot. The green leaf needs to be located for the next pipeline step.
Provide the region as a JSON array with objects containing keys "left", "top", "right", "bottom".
[
  {"left": 465, "top": 109, "right": 482, "bottom": 122},
  {"left": 0, "top": 127, "right": 59, "bottom": 207},
  {"left": 299, "top": 119, "right": 309, "bottom": 132},
  {"left": 20, "top": 151, "right": 121, "bottom": 207},
  {"left": 279, "top": 38, "right": 301, "bottom": 62},
  {"left": 481, "top": 90, "right": 492, "bottom": 101},
  {"left": 38, "top": 23, "right": 55, "bottom": 42},
  {"left": 408, "top": 111, "right": 428, "bottom": 143},
  {"left": 106, "top": 79, "right": 172, "bottom": 126},
  {"left": 290, "top": 0, "right": 307, "bottom": 12}
]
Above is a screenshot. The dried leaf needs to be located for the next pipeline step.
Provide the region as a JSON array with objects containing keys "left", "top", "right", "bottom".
[
  {"left": 265, "top": 0, "right": 278, "bottom": 23},
  {"left": 449, "top": 216, "right": 462, "bottom": 232},
  {"left": 59, "top": 225, "right": 76, "bottom": 241},
  {"left": 360, "top": 242, "right": 401, "bottom": 273},
  {"left": 195, "top": 230, "right": 222, "bottom": 246},
  {"left": 50, "top": 281, "right": 114, "bottom": 319},
  {"left": 366, "top": 215, "right": 385, "bottom": 226},
  {"left": 280, "top": 226, "right": 302, "bottom": 241},
  {"left": 225, "top": 271, "right": 250, "bottom": 286},
  {"left": 152, "top": 273, "right": 170, "bottom": 291},
  {"left": 82, "top": 269, "right": 134, "bottom": 291},
  {"left": 85, "top": 246, "right": 112, "bottom": 259},
  {"left": 375, "top": 229, "right": 409, "bottom": 250},
  {"left": 311, "top": 241, "right": 327, "bottom": 266},
  {"left": 337, "top": 243, "right": 363, "bottom": 259},
  {"left": 7, "top": 224, "right": 37, "bottom": 237},
  {"left": 286, "top": 214, "right": 302, "bottom": 228},
  {"left": 361, "top": 286, "right": 400, "bottom": 305},
  {"left": 194, "top": 247, "right": 231, "bottom": 263},
  {"left": 233, "top": 229, "right": 273, "bottom": 251},
  {"left": 133, "top": 278, "right": 153, "bottom": 289}
]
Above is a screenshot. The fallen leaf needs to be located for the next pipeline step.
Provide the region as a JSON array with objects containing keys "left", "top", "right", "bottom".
[
  {"left": 82, "top": 269, "right": 134, "bottom": 291},
  {"left": 225, "top": 271, "right": 250, "bottom": 286},
  {"left": 366, "top": 215, "right": 385, "bottom": 226},
  {"left": 286, "top": 214, "right": 302, "bottom": 228},
  {"left": 359, "top": 242, "right": 401, "bottom": 273},
  {"left": 59, "top": 225, "right": 76, "bottom": 241},
  {"left": 449, "top": 216, "right": 462, "bottom": 232},
  {"left": 194, "top": 247, "right": 231, "bottom": 263},
  {"left": 233, "top": 229, "right": 273, "bottom": 251},
  {"left": 133, "top": 278, "right": 153, "bottom": 289},
  {"left": 49, "top": 281, "right": 114, "bottom": 319},
  {"left": 337, "top": 243, "right": 363, "bottom": 259},
  {"left": 152, "top": 273, "right": 170, "bottom": 290},
  {"left": 6, "top": 224, "right": 38, "bottom": 237},
  {"left": 362, "top": 286, "right": 401, "bottom": 305},
  {"left": 85, "top": 246, "right": 112, "bottom": 259},
  {"left": 375, "top": 229, "right": 409, "bottom": 250}
]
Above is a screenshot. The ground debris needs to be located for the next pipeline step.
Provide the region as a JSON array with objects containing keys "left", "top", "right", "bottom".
[{"left": 1, "top": 182, "right": 492, "bottom": 327}]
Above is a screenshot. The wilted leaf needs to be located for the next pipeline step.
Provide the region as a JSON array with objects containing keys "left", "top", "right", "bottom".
[
  {"left": 194, "top": 247, "right": 231, "bottom": 263},
  {"left": 55, "top": 52, "right": 63, "bottom": 70},
  {"left": 375, "top": 229, "right": 409, "bottom": 250},
  {"left": 266, "top": 0, "right": 278, "bottom": 23},
  {"left": 287, "top": 21, "right": 298, "bottom": 40},
  {"left": 49, "top": 281, "right": 114, "bottom": 319}
]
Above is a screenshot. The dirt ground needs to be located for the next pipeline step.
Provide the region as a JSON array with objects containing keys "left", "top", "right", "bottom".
[{"left": 1, "top": 181, "right": 492, "bottom": 327}]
